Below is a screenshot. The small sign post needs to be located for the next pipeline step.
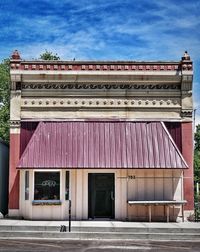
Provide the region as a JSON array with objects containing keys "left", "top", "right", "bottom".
[{"left": 69, "top": 200, "right": 71, "bottom": 232}]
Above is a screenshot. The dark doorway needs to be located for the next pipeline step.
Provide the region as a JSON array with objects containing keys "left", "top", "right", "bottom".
[{"left": 88, "top": 173, "right": 115, "bottom": 219}]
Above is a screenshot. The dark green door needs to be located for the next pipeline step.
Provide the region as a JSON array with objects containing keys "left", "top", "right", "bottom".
[{"left": 88, "top": 173, "right": 115, "bottom": 219}]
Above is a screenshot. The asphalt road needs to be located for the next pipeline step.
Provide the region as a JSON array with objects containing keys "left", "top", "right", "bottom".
[{"left": 0, "top": 239, "right": 200, "bottom": 252}]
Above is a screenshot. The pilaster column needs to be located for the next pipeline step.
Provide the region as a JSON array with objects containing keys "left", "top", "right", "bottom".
[
  {"left": 9, "top": 121, "right": 21, "bottom": 212},
  {"left": 8, "top": 87, "right": 21, "bottom": 215},
  {"left": 182, "top": 122, "right": 194, "bottom": 211}
]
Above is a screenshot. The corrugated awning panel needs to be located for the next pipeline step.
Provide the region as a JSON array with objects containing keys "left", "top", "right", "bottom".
[{"left": 17, "top": 121, "right": 188, "bottom": 169}]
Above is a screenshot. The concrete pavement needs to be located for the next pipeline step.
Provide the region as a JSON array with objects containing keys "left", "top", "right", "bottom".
[
  {"left": 0, "top": 219, "right": 200, "bottom": 240},
  {"left": 1, "top": 239, "right": 200, "bottom": 252}
]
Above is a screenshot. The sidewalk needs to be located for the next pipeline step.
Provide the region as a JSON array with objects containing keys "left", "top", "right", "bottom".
[
  {"left": 0, "top": 219, "right": 200, "bottom": 229},
  {"left": 0, "top": 219, "right": 200, "bottom": 240}
]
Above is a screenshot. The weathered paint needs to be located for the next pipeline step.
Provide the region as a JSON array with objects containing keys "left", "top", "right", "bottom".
[
  {"left": 9, "top": 52, "right": 193, "bottom": 220},
  {"left": 9, "top": 134, "right": 20, "bottom": 209},
  {"left": 19, "top": 169, "right": 183, "bottom": 221},
  {"left": 18, "top": 121, "right": 188, "bottom": 169},
  {"left": 20, "top": 121, "right": 183, "bottom": 155},
  {"left": 181, "top": 122, "right": 194, "bottom": 211},
  {"left": 10, "top": 60, "right": 185, "bottom": 71}
]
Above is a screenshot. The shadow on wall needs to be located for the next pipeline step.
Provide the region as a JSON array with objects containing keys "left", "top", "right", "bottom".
[
  {"left": 0, "top": 139, "right": 9, "bottom": 216},
  {"left": 127, "top": 170, "right": 182, "bottom": 222}
]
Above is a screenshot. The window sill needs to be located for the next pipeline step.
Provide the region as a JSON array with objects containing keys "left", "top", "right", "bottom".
[{"left": 32, "top": 200, "right": 62, "bottom": 206}]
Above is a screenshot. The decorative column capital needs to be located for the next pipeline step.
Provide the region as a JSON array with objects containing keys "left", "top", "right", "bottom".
[
  {"left": 181, "top": 110, "right": 193, "bottom": 118},
  {"left": 10, "top": 120, "right": 21, "bottom": 128}
]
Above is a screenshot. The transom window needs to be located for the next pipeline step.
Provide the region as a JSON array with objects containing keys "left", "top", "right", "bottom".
[{"left": 34, "top": 172, "right": 60, "bottom": 200}]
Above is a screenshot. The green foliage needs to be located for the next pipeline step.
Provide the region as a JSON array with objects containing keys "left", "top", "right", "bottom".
[
  {"left": 194, "top": 124, "right": 200, "bottom": 184},
  {"left": 0, "top": 59, "right": 10, "bottom": 104},
  {"left": 195, "top": 125, "right": 200, "bottom": 151},
  {"left": 0, "top": 59, "right": 10, "bottom": 144},
  {"left": 194, "top": 151, "right": 200, "bottom": 182},
  {"left": 0, "top": 51, "right": 61, "bottom": 144},
  {"left": 39, "top": 50, "right": 60, "bottom": 60}
]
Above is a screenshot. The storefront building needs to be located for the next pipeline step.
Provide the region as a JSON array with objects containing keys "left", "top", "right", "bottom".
[{"left": 9, "top": 51, "right": 194, "bottom": 221}]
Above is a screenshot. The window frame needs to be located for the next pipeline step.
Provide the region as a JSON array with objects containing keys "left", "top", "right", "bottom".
[
  {"left": 25, "top": 170, "right": 29, "bottom": 200},
  {"left": 33, "top": 170, "right": 61, "bottom": 202},
  {"left": 65, "top": 170, "right": 70, "bottom": 200}
]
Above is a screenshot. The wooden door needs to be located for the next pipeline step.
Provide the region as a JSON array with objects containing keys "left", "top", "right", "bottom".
[{"left": 88, "top": 173, "right": 115, "bottom": 219}]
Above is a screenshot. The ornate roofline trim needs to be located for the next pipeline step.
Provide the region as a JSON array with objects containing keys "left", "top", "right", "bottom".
[
  {"left": 181, "top": 110, "right": 193, "bottom": 117},
  {"left": 10, "top": 50, "right": 193, "bottom": 71},
  {"left": 10, "top": 62, "right": 185, "bottom": 71},
  {"left": 21, "top": 83, "right": 181, "bottom": 90}
]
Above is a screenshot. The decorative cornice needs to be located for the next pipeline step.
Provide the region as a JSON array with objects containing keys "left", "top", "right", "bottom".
[
  {"left": 22, "top": 83, "right": 181, "bottom": 90},
  {"left": 181, "top": 75, "right": 193, "bottom": 91},
  {"left": 10, "top": 62, "right": 182, "bottom": 71},
  {"left": 21, "top": 98, "right": 181, "bottom": 108},
  {"left": 181, "top": 63, "right": 193, "bottom": 71},
  {"left": 181, "top": 52, "right": 193, "bottom": 71},
  {"left": 10, "top": 120, "right": 21, "bottom": 128},
  {"left": 10, "top": 51, "right": 193, "bottom": 72},
  {"left": 181, "top": 110, "right": 193, "bottom": 117}
]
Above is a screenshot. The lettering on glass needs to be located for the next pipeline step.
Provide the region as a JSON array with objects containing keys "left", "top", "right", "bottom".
[{"left": 41, "top": 180, "right": 56, "bottom": 187}]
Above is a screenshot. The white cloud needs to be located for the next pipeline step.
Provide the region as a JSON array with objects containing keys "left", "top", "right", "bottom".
[
  {"left": 1, "top": 0, "right": 199, "bottom": 127},
  {"left": 195, "top": 114, "right": 200, "bottom": 127},
  {"left": 2, "top": 0, "right": 198, "bottom": 67},
  {"left": 1, "top": 0, "right": 199, "bottom": 62},
  {"left": 194, "top": 86, "right": 200, "bottom": 126}
]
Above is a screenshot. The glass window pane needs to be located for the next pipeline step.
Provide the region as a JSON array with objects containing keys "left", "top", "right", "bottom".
[
  {"left": 25, "top": 171, "right": 29, "bottom": 200},
  {"left": 34, "top": 172, "right": 60, "bottom": 200},
  {"left": 65, "top": 171, "right": 69, "bottom": 200}
]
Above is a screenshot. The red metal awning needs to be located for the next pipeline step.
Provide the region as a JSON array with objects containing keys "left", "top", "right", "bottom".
[{"left": 17, "top": 121, "right": 188, "bottom": 169}]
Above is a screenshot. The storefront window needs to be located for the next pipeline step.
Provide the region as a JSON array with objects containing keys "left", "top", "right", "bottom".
[
  {"left": 34, "top": 172, "right": 60, "bottom": 200},
  {"left": 25, "top": 171, "right": 29, "bottom": 200},
  {"left": 65, "top": 171, "right": 69, "bottom": 200}
]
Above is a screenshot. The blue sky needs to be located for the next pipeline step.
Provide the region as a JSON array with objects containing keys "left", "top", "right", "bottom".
[{"left": 0, "top": 0, "right": 199, "bottom": 124}]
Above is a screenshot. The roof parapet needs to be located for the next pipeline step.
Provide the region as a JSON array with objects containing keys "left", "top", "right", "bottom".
[
  {"left": 11, "top": 50, "right": 21, "bottom": 61},
  {"left": 9, "top": 50, "right": 192, "bottom": 72},
  {"left": 182, "top": 51, "right": 191, "bottom": 61},
  {"left": 181, "top": 51, "right": 193, "bottom": 71}
]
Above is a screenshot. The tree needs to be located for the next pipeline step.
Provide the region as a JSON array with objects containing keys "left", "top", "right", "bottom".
[
  {"left": 0, "top": 51, "right": 61, "bottom": 144},
  {"left": 39, "top": 50, "right": 60, "bottom": 60},
  {"left": 0, "top": 59, "right": 10, "bottom": 143}
]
